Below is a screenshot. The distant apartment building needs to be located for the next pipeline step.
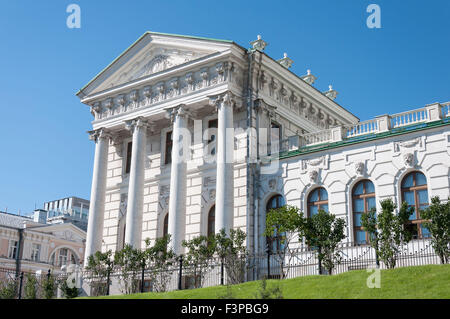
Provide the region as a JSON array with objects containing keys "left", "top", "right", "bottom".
[
  {"left": 0, "top": 211, "right": 86, "bottom": 274},
  {"left": 33, "top": 196, "right": 90, "bottom": 231}
]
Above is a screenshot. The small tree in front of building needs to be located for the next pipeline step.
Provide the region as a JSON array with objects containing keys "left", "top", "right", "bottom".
[
  {"left": 214, "top": 228, "right": 247, "bottom": 284},
  {"left": 361, "top": 198, "right": 413, "bottom": 269},
  {"left": 182, "top": 235, "right": 215, "bottom": 289},
  {"left": 263, "top": 205, "right": 303, "bottom": 279},
  {"left": 301, "top": 210, "right": 346, "bottom": 275},
  {"left": 144, "top": 235, "right": 177, "bottom": 292},
  {"left": 114, "top": 244, "right": 144, "bottom": 294},
  {"left": 85, "top": 250, "right": 114, "bottom": 296},
  {"left": 421, "top": 196, "right": 450, "bottom": 264}
]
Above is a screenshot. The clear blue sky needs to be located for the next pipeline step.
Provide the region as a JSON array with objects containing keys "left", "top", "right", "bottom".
[{"left": 0, "top": 1, "right": 449, "bottom": 215}]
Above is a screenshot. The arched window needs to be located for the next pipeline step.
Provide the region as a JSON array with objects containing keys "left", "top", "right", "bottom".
[
  {"left": 266, "top": 195, "right": 286, "bottom": 253},
  {"left": 401, "top": 171, "right": 430, "bottom": 239},
  {"left": 207, "top": 205, "right": 215, "bottom": 238},
  {"left": 163, "top": 213, "right": 169, "bottom": 238},
  {"left": 352, "top": 180, "right": 376, "bottom": 245},
  {"left": 307, "top": 187, "right": 328, "bottom": 217}
]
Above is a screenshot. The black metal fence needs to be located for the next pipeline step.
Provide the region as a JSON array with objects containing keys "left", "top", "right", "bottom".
[
  {"left": 0, "top": 268, "right": 67, "bottom": 299},
  {"left": 84, "top": 238, "right": 444, "bottom": 296}
]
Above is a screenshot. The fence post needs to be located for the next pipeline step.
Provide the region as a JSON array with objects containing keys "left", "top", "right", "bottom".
[
  {"left": 106, "top": 267, "right": 111, "bottom": 296},
  {"left": 140, "top": 260, "right": 146, "bottom": 293},
  {"left": 18, "top": 272, "right": 24, "bottom": 299},
  {"left": 318, "top": 246, "right": 323, "bottom": 275},
  {"left": 178, "top": 255, "right": 183, "bottom": 290},
  {"left": 220, "top": 257, "right": 224, "bottom": 285},
  {"left": 266, "top": 245, "right": 271, "bottom": 279}
]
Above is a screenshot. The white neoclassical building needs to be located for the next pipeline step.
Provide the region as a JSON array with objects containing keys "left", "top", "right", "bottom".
[{"left": 76, "top": 32, "right": 450, "bottom": 266}]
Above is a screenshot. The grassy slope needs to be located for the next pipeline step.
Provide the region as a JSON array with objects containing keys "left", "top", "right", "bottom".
[{"left": 85, "top": 264, "right": 450, "bottom": 299}]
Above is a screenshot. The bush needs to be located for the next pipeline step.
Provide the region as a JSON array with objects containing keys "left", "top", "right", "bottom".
[
  {"left": 24, "top": 273, "right": 38, "bottom": 299},
  {"left": 0, "top": 280, "right": 17, "bottom": 299},
  {"left": 254, "top": 277, "right": 283, "bottom": 299}
]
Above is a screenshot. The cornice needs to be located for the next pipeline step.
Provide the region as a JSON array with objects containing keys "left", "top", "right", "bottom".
[{"left": 258, "top": 53, "right": 359, "bottom": 124}]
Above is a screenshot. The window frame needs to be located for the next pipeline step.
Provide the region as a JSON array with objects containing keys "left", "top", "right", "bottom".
[
  {"left": 207, "top": 205, "right": 215, "bottom": 238},
  {"left": 352, "top": 180, "right": 376, "bottom": 245},
  {"left": 307, "top": 187, "right": 329, "bottom": 218},
  {"left": 401, "top": 171, "right": 429, "bottom": 239},
  {"left": 266, "top": 195, "right": 286, "bottom": 253},
  {"left": 8, "top": 240, "right": 18, "bottom": 259}
]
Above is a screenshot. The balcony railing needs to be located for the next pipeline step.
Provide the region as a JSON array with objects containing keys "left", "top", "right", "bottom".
[{"left": 273, "top": 102, "right": 449, "bottom": 156}]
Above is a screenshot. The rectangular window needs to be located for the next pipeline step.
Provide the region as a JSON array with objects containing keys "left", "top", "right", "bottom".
[
  {"left": 31, "top": 243, "right": 41, "bottom": 262},
  {"left": 207, "top": 119, "right": 218, "bottom": 155},
  {"left": 269, "top": 122, "right": 281, "bottom": 154},
  {"left": 8, "top": 240, "right": 18, "bottom": 259},
  {"left": 58, "top": 248, "right": 68, "bottom": 266},
  {"left": 125, "top": 142, "right": 132, "bottom": 174},
  {"left": 165, "top": 131, "right": 173, "bottom": 165}
]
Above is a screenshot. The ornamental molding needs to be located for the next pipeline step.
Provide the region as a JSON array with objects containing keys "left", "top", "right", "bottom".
[
  {"left": 88, "top": 128, "right": 111, "bottom": 142},
  {"left": 88, "top": 60, "right": 243, "bottom": 122},
  {"left": 403, "top": 152, "right": 415, "bottom": 167},
  {"left": 300, "top": 155, "right": 329, "bottom": 172},
  {"left": 392, "top": 136, "right": 426, "bottom": 157},
  {"left": 256, "top": 67, "right": 354, "bottom": 130},
  {"left": 355, "top": 161, "right": 365, "bottom": 176},
  {"left": 119, "top": 194, "right": 128, "bottom": 221}
]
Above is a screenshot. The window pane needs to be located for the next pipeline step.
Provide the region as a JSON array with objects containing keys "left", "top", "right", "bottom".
[
  {"left": 356, "top": 231, "right": 367, "bottom": 244},
  {"left": 319, "top": 188, "right": 328, "bottom": 201},
  {"left": 309, "top": 205, "right": 318, "bottom": 216},
  {"left": 402, "top": 174, "right": 414, "bottom": 188},
  {"left": 320, "top": 204, "right": 329, "bottom": 213},
  {"left": 420, "top": 224, "right": 431, "bottom": 238},
  {"left": 403, "top": 191, "right": 415, "bottom": 205},
  {"left": 353, "top": 182, "right": 364, "bottom": 195},
  {"left": 367, "top": 197, "right": 376, "bottom": 210},
  {"left": 365, "top": 181, "right": 375, "bottom": 194},
  {"left": 409, "top": 207, "right": 417, "bottom": 220},
  {"left": 354, "top": 213, "right": 362, "bottom": 227},
  {"left": 418, "top": 190, "right": 428, "bottom": 204},
  {"left": 354, "top": 199, "right": 364, "bottom": 213},
  {"left": 308, "top": 189, "right": 318, "bottom": 203},
  {"left": 415, "top": 172, "right": 427, "bottom": 186}
]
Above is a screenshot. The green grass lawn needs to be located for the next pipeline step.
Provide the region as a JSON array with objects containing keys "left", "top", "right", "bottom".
[{"left": 83, "top": 264, "right": 450, "bottom": 299}]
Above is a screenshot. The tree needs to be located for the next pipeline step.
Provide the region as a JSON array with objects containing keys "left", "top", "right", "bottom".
[
  {"left": 263, "top": 205, "right": 302, "bottom": 279},
  {"left": 360, "top": 208, "right": 380, "bottom": 266},
  {"left": 114, "top": 244, "right": 144, "bottom": 294},
  {"left": 214, "top": 228, "right": 247, "bottom": 284},
  {"left": 182, "top": 235, "right": 215, "bottom": 289},
  {"left": 85, "top": 250, "right": 114, "bottom": 296},
  {"left": 24, "top": 273, "right": 38, "bottom": 299},
  {"left": 361, "top": 198, "right": 413, "bottom": 269},
  {"left": 421, "top": 196, "right": 450, "bottom": 264},
  {"left": 301, "top": 210, "right": 346, "bottom": 275},
  {"left": 143, "top": 235, "right": 177, "bottom": 292}
]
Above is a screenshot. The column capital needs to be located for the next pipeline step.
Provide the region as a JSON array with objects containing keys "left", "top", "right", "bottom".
[
  {"left": 208, "top": 91, "right": 239, "bottom": 111},
  {"left": 124, "top": 117, "right": 149, "bottom": 133},
  {"left": 165, "top": 104, "right": 192, "bottom": 124},
  {"left": 87, "top": 128, "right": 111, "bottom": 143}
]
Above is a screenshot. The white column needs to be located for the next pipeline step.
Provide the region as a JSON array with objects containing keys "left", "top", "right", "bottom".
[
  {"left": 84, "top": 128, "right": 110, "bottom": 266},
  {"left": 124, "top": 117, "right": 148, "bottom": 248},
  {"left": 167, "top": 105, "right": 190, "bottom": 255},
  {"left": 212, "top": 92, "right": 235, "bottom": 235}
]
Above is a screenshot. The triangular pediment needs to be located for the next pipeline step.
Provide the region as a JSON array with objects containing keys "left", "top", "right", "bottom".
[{"left": 78, "top": 32, "right": 234, "bottom": 97}]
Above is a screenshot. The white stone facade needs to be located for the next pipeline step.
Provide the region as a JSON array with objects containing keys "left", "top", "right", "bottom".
[{"left": 77, "top": 32, "right": 450, "bottom": 265}]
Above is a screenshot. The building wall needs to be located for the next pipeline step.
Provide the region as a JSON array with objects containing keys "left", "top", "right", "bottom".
[{"left": 257, "top": 125, "right": 450, "bottom": 251}]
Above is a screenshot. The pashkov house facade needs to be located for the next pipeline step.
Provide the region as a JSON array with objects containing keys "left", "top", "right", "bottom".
[{"left": 77, "top": 32, "right": 450, "bottom": 266}]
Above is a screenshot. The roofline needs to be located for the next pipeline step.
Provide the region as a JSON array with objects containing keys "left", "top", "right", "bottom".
[
  {"left": 76, "top": 31, "right": 246, "bottom": 98},
  {"left": 278, "top": 119, "right": 449, "bottom": 160},
  {"left": 259, "top": 50, "right": 360, "bottom": 122}
]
